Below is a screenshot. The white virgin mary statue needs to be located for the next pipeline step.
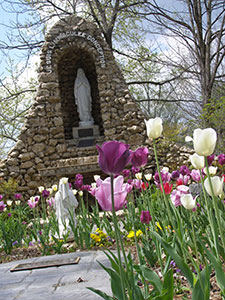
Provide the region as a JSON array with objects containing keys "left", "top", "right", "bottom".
[
  {"left": 74, "top": 68, "right": 94, "bottom": 127},
  {"left": 54, "top": 178, "right": 78, "bottom": 239}
]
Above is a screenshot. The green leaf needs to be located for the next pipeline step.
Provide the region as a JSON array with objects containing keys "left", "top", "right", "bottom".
[
  {"left": 162, "top": 269, "right": 174, "bottom": 300},
  {"left": 97, "top": 261, "right": 127, "bottom": 300},
  {"left": 201, "top": 243, "right": 225, "bottom": 293},
  {"left": 87, "top": 287, "right": 115, "bottom": 300},
  {"left": 192, "top": 266, "right": 210, "bottom": 300},
  {"left": 135, "top": 265, "right": 162, "bottom": 293},
  {"left": 151, "top": 231, "right": 194, "bottom": 287}
]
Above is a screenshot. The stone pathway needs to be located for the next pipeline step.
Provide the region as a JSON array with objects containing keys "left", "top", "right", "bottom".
[{"left": 0, "top": 251, "right": 112, "bottom": 300}]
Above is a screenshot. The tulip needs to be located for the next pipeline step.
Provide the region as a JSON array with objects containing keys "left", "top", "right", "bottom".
[
  {"left": 122, "top": 169, "right": 130, "bottom": 177},
  {"left": 204, "top": 166, "right": 217, "bottom": 176},
  {"left": 218, "top": 153, "right": 225, "bottom": 165},
  {"left": 190, "top": 153, "right": 205, "bottom": 170},
  {"left": 96, "top": 141, "right": 132, "bottom": 175},
  {"left": 207, "top": 154, "right": 215, "bottom": 166},
  {"left": 78, "top": 190, "right": 83, "bottom": 197},
  {"left": 179, "top": 165, "right": 190, "bottom": 176},
  {"left": 190, "top": 170, "right": 201, "bottom": 182},
  {"left": 28, "top": 196, "right": 39, "bottom": 209},
  {"left": 186, "top": 128, "right": 217, "bottom": 156},
  {"left": 135, "top": 172, "right": 142, "bottom": 180},
  {"left": 144, "top": 173, "right": 152, "bottom": 181},
  {"left": 171, "top": 170, "right": 180, "bottom": 180},
  {"left": 140, "top": 210, "right": 152, "bottom": 224},
  {"left": 38, "top": 186, "right": 45, "bottom": 193},
  {"left": 160, "top": 182, "right": 173, "bottom": 194},
  {"left": 204, "top": 176, "right": 223, "bottom": 198},
  {"left": 131, "top": 147, "right": 149, "bottom": 168},
  {"left": 0, "top": 195, "right": 3, "bottom": 200},
  {"left": 180, "top": 194, "right": 196, "bottom": 210},
  {"left": 14, "top": 193, "right": 22, "bottom": 200},
  {"left": 95, "top": 175, "right": 129, "bottom": 211},
  {"left": 7, "top": 200, "right": 13, "bottom": 206},
  {"left": 15, "top": 200, "right": 21, "bottom": 206},
  {"left": 42, "top": 189, "right": 50, "bottom": 198},
  {"left": 52, "top": 184, "right": 58, "bottom": 192},
  {"left": 145, "top": 117, "right": 163, "bottom": 139},
  {"left": 0, "top": 201, "right": 6, "bottom": 212}
]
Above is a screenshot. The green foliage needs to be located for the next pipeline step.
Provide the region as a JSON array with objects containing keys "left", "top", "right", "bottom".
[
  {"left": 201, "top": 95, "right": 225, "bottom": 152},
  {"left": 0, "top": 178, "right": 18, "bottom": 199}
]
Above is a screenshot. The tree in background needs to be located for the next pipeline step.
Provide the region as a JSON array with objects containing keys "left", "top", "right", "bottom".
[{"left": 0, "top": 0, "right": 224, "bottom": 157}]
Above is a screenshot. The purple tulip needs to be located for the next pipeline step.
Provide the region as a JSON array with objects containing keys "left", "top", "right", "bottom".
[
  {"left": 179, "top": 165, "right": 190, "bottom": 176},
  {"left": 47, "top": 197, "right": 55, "bottom": 207},
  {"left": 95, "top": 175, "right": 129, "bottom": 211},
  {"left": 133, "top": 179, "right": 142, "bottom": 190},
  {"left": 218, "top": 154, "right": 225, "bottom": 165},
  {"left": 131, "top": 147, "right": 149, "bottom": 168},
  {"left": 0, "top": 201, "right": 6, "bottom": 212},
  {"left": 8, "top": 213, "right": 12, "bottom": 217},
  {"left": 131, "top": 166, "right": 140, "bottom": 175},
  {"left": 207, "top": 154, "right": 215, "bottom": 166},
  {"left": 96, "top": 141, "right": 132, "bottom": 175},
  {"left": 42, "top": 189, "right": 50, "bottom": 198},
  {"left": 122, "top": 169, "right": 130, "bottom": 178},
  {"left": 140, "top": 210, "right": 152, "bottom": 224},
  {"left": 171, "top": 170, "right": 180, "bottom": 180},
  {"left": 74, "top": 179, "right": 83, "bottom": 189},
  {"left": 170, "top": 185, "right": 189, "bottom": 207},
  {"left": 75, "top": 173, "right": 83, "bottom": 181}
]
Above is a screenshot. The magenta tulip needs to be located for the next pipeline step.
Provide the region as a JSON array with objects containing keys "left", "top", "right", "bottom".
[
  {"left": 140, "top": 210, "right": 152, "bottom": 224},
  {"left": 95, "top": 175, "right": 129, "bottom": 211},
  {"left": 131, "top": 147, "right": 149, "bottom": 168},
  {"left": 96, "top": 141, "right": 132, "bottom": 175}
]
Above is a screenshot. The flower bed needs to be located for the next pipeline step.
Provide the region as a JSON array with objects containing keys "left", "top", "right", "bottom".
[{"left": 1, "top": 118, "right": 225, "bottom": 299}]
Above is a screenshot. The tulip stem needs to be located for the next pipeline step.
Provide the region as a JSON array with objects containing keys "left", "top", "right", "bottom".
[
  {"left": 200, "top": 173, "right": 219, "bottom": 257},
  {"left": 110, "top": 174, "right": 127, "bottom": 300},
  {"left": 205, "top": 158, "right": 225, "bottom": 256},
  {"left": 153, "top": 140, "right": 175, "bottom": 229}
]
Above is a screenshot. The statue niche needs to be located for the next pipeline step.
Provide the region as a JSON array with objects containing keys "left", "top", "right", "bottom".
[{"left": 58, "top": 48, "right": 103, "bottom": 143}]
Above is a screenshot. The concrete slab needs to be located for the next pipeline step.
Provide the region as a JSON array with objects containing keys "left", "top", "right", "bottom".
[{"left": 0, "top": 250, "right": 113, "bottom": 300}]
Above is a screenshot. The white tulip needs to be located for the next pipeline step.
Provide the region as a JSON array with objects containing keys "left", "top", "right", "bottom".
[
  {"left": 204, "top": 176, "right": 223, "bottom": 197},
  {"left": 15, "top": 200, "right": 21, "bottom": 206},
  {"left": 78, "top": 190, "right": 83, "bottom": 197},
  {"left": 38, "top": 186, "right": 45, "bottom": 193},
  {"left": 135, "top": 172, "right": 142, "bottom": 180},
  {"left": 73, "top": 189, "right": 78, "bottom": 195},
  {"left": 52, "top": 184, "right": 58, "bottom": 192},
  {"left": 144, "top": 174, "right": 152, "bottom": 181},
  {"left": 190, "top": 153, "right": 205, "bottom": 170},
  {"left": 193, "top": 128, "right": 217, "bottom": 156},
  {"left": 204, "top": 166, "right": 217, "bottom": 176},
  {"left": 7, "top": 200, "right": 13, "bottom": 206},
  {"left": 145, "top": 117, "right": 163, "bottom": 139},
  {"left": 181, "top": 194, "right": 196, "bottom": 210}
]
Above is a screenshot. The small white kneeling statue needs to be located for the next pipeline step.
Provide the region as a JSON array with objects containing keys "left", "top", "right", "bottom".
[
  {"left": 54, "top": 178, "right": 78, "bottom": 239},
  {"left": 74, "top": 68, "right": 94, "bottom": 127}
]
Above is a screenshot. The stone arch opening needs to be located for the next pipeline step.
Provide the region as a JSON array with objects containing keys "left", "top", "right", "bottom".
[{"left": 58, "top": 47, "right": 104, "bottom": 140}]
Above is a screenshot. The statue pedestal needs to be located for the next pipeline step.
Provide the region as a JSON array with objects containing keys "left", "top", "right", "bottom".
[{"left": 72, "top": 125, "right": 100, "bottom": 147}]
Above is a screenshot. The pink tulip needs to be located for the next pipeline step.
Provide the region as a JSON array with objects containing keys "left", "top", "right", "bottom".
[
  {"left": 140, "top": 210, "right": 152, "bottom": 224},
  {"left": 131, "top": 147, "right": 149, "bottom": 168},
  {"left": 95, "top": 175, "right": 129, "bottom": 211},
  {"left": 96, "top": 141, "right": 132, "bottom": 175},
  {"left": 191, "top": 169, "right": 201, "bottom": 182}
]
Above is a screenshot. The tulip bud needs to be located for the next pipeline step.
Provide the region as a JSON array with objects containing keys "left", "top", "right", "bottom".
[
  {"left": 204, "top": 176, "right": 223, "bottom": 197},
  {"left": 145, "top": 117, "right": 163, "bottom": 139},
  {"left": 190, "top": 153, "right": 205, "bottom": 170},
  {"left": 181, "top": 194, "right": 196, "bottom": 210},
  {"left": 193, "top": 128, "right": 217, "bottom": 156},
  {"left": 144, "top": 174, "right": 152, "bottom": 181}
]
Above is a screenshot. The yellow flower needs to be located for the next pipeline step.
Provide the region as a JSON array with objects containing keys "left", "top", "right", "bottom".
[
  {"left": 52, "top": 184, "right": 58, "bottom": 192},
  {"left": 127, "top": 231, "right": 135, "bottom": 238},
  {"left": 156, "top": 222, "right": 162, "bottom": 231},
  {"left": 136, "top": 230, "right": 143, "bottom": 237}
]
